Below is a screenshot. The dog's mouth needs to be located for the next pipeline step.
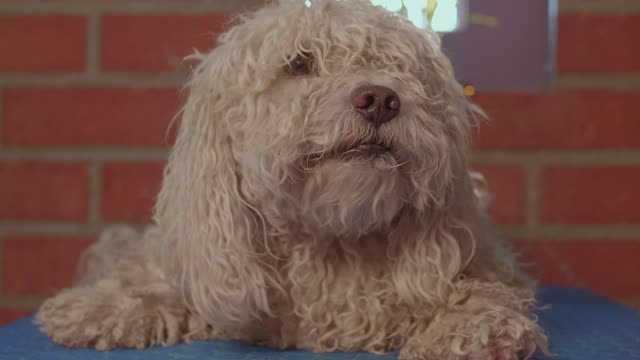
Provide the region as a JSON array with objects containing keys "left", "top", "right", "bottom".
[
  {"left": 303, "top": 137, "right": 405, "bottom": 168},
  {"left": 336, "top": 138, "right": 391, "bottom": 156}
]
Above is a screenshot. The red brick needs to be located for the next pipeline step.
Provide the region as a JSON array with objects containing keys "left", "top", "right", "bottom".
[
  {"left": 541, "top": 166, "right": 640, "bottom": 224},
  {"left": 558, "top": 14, "right": 640, "bottom": 74},
  {"left": 2, "top": 237, "right": 92, "bottom": 295},
  {"left": 101, "top": 14, "right": 226, "bottom": 72},
  {"left": 472, "top": 165, "right": 525, "bottom": 224},
  {"left": 514, "top": 239, "right": 640, "bottom": 299},
  {"left": 0, "top": 309, "right": 33, "bottom": 325},
  {"left": 472, "top": 91, "right": 640, "bottom": 149},
  {"left": 2, "top": 88, "right": 179, "bottom": 146},
  {"left": 0, "top": 161, "right": 89, "bottom": 221},
  {"left": 0, "top": 16, "right": 85, "bottom": 72},
  {"left": 101, "top": 162, "right": 164, "bottom": 222}
]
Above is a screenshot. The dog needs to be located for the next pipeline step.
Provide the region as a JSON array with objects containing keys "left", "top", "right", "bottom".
[{"left": 37, "top": 1, "right": 548, "bottom": 359}]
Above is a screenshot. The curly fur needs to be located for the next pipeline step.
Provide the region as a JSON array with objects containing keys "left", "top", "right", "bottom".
[{"left": 37, "top": 1, "right": 548, "bottom": 358}]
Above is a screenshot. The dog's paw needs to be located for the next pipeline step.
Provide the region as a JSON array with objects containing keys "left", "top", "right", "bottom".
[
  {"left": 399, "top": 310, "right": 547, "bottom": 360},
  {"left": 399, "top": 333, "right": 534, "bottom": 360},
  {"left": 398, "top": 343, "right": 440, "bottom": 360},
  {"left": 95, "top": 308, "right": 183, "bottom": 350},
  {"left": 36, "top": 287, "right": 189, "bottom": 350}
]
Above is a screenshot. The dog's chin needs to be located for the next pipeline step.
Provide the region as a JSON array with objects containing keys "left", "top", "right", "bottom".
[{"left": 301, "top": 151, "right": 406, "bottom": 236}]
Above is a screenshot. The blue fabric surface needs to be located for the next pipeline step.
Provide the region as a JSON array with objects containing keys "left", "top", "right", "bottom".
[{"left": 0, "top": 287, "right": 639, "bottom": 359}]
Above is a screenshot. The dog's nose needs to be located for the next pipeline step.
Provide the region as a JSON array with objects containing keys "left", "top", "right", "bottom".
[{"left": 351, "top": 85, "right": 401, "bottom": 126}]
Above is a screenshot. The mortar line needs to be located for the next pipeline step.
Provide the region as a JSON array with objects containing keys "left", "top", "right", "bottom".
[
  {"left": 556, "top": 74, "right": 640, "bottom": 90},
  {"left": 4, "top": 73, "right": 640, "bottom": 90},
  {"left": 2, "top": 221, "right": 636, "bottom": 240},
  {"left": 1, "top": 147, "right": 637, "bottom": 164},
  {"left": 0, "top": 295, "right": 46, "bottom": 309},
  {"left": 0, "top": 88, "right": 3, "bottom": 146},
  {"left": 0, "top": 238, "right": 4, "bottom": 295},
  {"left": 5, "top": 0, "right": 637, "bottom": 15},
  {"left": 0, "top": 222, "right": 102, "bottom": 237},
  {"left": 559, "top": 1, "right": 640, "bottom": 14},
  {"left": 88, "top": 161, "right": 103, "bottom": 225},
  {"left": 85, "top": 12, "right": 101, "bottom": 78},
  {"left": 471, "top": 150, "right": 640, "bottom": 165},
  {"left": 4, "top": 0, "right": 640, "bottom": 14},
  {"left": 0, "top": 147, "right": 169, "bottom": 161},
  {"left": 498, "top": 225, "right": 640, "bottom": 240},
  {"left": 524, "top": 163, "right": 541, "bottom": 232},
  {"left": 0, "top": 1, "right": 264, "bottom": 14},
  {"left": 0, "top": 222, "right": 151, "bottom": 237},
  {"left": 0, "top": 73, "right": 185, "bottom": 87}
]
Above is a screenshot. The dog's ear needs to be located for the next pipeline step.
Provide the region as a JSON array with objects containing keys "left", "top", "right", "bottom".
[
  {"left": 387, "top": 32, "right": 512, "bottom": 303},
  {"left": 153, "top": 43, "right": 273, "bottom": 327},
  {"left": 388, "top": 33, "right": 524, "bottom": 301}
]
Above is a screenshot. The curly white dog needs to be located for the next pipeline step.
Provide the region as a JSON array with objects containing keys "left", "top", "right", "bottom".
[{"left": 37, "top": 1, "right": 548, "bottom": 359}]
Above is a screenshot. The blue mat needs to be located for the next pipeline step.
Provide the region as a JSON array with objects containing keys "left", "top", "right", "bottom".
[{"left": 1, "top": 287, "right": 638, "bottom": 359}]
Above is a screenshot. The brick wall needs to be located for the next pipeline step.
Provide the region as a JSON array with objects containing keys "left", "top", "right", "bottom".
[
  {"left": 472, "top": 1, "right": 640, "bottom": 309},
  {"left": 0, "top": 0, "right": 639, "bottom": 324}
]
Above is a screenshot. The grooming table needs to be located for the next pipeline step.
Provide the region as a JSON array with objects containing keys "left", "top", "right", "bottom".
[{"left": 1, "top": 287, "right": 639, "bottom": 360}]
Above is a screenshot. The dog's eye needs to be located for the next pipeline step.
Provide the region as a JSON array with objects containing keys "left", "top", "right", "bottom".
[{"left": 285, "top": 52, "right": 314, "bottom": 76}]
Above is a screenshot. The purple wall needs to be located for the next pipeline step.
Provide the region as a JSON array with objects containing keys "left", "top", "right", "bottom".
[{"left": 442, "top": 0, "right": 556, "bottom": 92}]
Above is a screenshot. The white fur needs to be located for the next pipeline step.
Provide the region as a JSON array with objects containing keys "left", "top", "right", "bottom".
[{"left": 37, "top": 1, "right": 548, "bottom": 359}]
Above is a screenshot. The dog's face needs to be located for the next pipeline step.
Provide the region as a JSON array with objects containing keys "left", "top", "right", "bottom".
[
  {"left": 204, "top": 0, "right": 471, "bottom": 236},
  {"left": 155, "top": 0, "right": 480, "bottom": 323}
]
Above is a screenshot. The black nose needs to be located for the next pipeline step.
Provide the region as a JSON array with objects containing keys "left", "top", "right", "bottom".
[{"left": 351, "top": 85, "right": 401, "bottom": 126}]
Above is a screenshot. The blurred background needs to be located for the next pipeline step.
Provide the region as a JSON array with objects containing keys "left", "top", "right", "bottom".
[{"left": 0, "top": 0, "right": 638, "bottom": 325}]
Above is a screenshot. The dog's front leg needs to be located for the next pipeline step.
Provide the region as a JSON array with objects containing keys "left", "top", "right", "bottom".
[
  {"left": 36, "top": 256, "right": 218, "bottom": 350},
  {"left": 399, "top": 279, "right": 548, "bottom": 360}
]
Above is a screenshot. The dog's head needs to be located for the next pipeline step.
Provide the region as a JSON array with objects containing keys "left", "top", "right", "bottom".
[{"left": 155, "top": 0, "right": 481, "bottom": 324}]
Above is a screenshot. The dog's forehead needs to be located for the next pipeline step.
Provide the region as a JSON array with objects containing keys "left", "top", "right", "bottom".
[
  {"left": 249, "top": 0, "right": 434, "bottom": 63},
  {"left": 214, "top": 0, "right": 443, "bottom": 88},
  {"left": 262, "top": 0, "right": 421, "bottom": 41}
]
